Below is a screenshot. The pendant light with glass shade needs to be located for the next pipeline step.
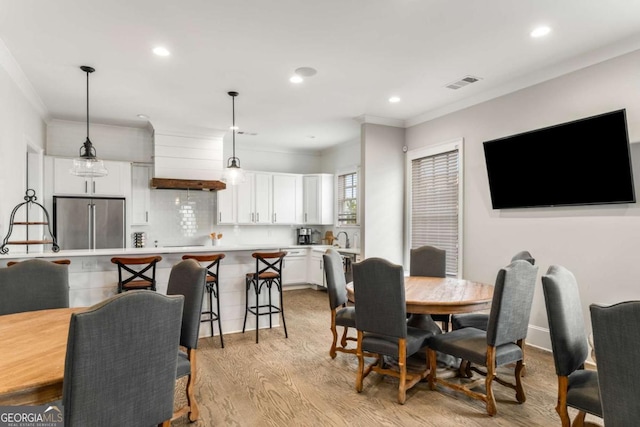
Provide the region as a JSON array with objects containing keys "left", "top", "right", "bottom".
[
  {"left": 221, "top": 91, "right": 246, "bottom": 185},
  {"left": 70, "top": 66, "right": 108, "bottom": 177}
]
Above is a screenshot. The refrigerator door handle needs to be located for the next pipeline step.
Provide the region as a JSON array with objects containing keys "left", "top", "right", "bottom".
[
  {"left": 87, "top": 203, "right": 92, "bottom": 249},
  {"left": 92, "top": 204, "right": 97, "bottom": 249}
]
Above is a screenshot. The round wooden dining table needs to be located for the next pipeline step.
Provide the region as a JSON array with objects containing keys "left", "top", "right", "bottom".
[
  {"left": 346, "top": 276, "right": 494, "bottom": 316},
  {"left": 0, "top": 307, "right": 85, "bottom": 406}
]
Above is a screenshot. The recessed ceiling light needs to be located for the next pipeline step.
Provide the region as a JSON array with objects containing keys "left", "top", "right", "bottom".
[
  {"left": 295, "top": 67, "right": 317, "bottom": 77},
  {"left": 289, "top": 75, "right": 304, "bottom": 84},
  {"left": 530, "top": 26, "right": 551, "bottom": 38},
  {"left": 389, "top": 96, "right": 401, "bottom": 103},
  {"left": 153, "top": 46, "right": 170, "bottom": 56},
  {"left": 137, "top": 114, "right": 149, "bottom": 119}
]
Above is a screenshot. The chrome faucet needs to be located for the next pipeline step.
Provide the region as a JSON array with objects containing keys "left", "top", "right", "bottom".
[{"left": 336, "top": 231, "right": 350, "bottom": 249}]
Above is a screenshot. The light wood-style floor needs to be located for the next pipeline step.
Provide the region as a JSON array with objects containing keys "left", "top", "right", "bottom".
[{"left": 173, "top": 289, "right": 602, "bottom": 426}]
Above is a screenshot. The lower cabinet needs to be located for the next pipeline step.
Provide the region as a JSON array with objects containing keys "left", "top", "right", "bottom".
[
  {"left": 308, "top": 249, "right": 326, "bottom": 287},
  {"left": 282, "top": 248, "right": 309, "bottom": 285}
]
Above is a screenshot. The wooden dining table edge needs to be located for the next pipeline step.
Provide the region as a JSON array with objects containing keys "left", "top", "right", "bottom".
[{"left": 0, "top": 382, "right": 63, "bottom": 406}]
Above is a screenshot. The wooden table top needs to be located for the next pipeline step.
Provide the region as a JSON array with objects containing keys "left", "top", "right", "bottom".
[
  {"left": 0, "top": 307, "right": 85, "bottom": 405},
  {"left": 346, "top": 276, "right": 494, "bottom": 315}
]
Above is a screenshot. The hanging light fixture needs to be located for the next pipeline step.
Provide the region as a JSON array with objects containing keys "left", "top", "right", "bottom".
[
  {"left": 70, "top": 65, "right": 108, "bottom": 177},
  {"left": 221, "top": 91, "right": 246, "bottom": 185}
]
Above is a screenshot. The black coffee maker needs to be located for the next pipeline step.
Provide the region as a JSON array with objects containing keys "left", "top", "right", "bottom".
[{"left": 297, "top": 227, "right": 312, "bottom": 245}]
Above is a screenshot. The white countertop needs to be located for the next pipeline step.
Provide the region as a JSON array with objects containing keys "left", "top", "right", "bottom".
[{"left": 0, "top": 244, "right": 359, "bottom": 260}]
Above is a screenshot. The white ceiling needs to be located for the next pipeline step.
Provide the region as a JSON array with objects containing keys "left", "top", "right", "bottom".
[{"left": 2, "top": 0, "right": 640, "bottom": 152}]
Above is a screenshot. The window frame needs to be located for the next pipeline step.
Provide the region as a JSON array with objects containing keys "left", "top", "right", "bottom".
[
  {"left": 405, "top": 138, "right": 464, "bottom": 277},
  {"left": 335, "top": 166, "right": 360, "bottom": 228}
]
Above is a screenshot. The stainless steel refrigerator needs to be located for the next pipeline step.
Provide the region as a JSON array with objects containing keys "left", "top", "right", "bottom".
[{"left": 53, "top": 196, "right": 126, "bottom": 250}]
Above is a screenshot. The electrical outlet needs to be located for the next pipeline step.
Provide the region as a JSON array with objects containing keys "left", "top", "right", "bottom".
[{"left": 82, "top": 259, "right": 98, "bottom": 270}]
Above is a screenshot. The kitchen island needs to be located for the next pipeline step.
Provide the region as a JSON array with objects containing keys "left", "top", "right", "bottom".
[{"left": 0, "top": 244, "right": 358, "bottom": 337}]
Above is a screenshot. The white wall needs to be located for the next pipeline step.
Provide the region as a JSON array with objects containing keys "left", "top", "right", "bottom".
[
  {"left": 0, "top": 47, "right": 47, "bottom": 244},
  {"left": 320, "top": 138, "right": 360, "bottom": 173},
  {"left": 362, "top": 123, "right": 405, "bottom": 263},
  {"left": 232, "top": 145, "right": 322, "bottom": 174},
  {"left": 47, "top": 119, "right": 153, "bottom": 163},
  {"left": 405, "top": 47, "right": 640, "bottom": 350}
]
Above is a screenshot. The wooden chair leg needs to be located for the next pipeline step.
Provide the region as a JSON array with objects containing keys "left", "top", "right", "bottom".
[
  {"left": 340, "top": 326, "right": 349, "bottom": 347},
  {"left": 428, "top": 348, "right": 438, "bottom": 390},
  {"left": 485, "top": 347, "right": 498, "bottom": 416},
  {"left": 515, "top": 339, "right": 526, "bottom": 403},
  {"left": 356, "top": 330, "right": 365, "bottom": 392},
  {"left": 556, "top": 376, "right": 571, "bottom": 427},
  {"left": 329, "top": 311, "right": 338, "bottom": 358},
  {"left": 186, "top": 349, "right": 199, "bottom": 422},
  {"left": 398, "top": 338, "right": 407, "bottom": 404},
  {"left": 572, "top": 411, "right": 587, "bottom": 427},
  {"left": 159, "top": 420, "right": 171, "bottom": 427}
]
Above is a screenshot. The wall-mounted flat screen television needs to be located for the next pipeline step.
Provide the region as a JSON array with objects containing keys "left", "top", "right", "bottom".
[{"left": 483, "top": 109, "right": 635, "bottom": 209}]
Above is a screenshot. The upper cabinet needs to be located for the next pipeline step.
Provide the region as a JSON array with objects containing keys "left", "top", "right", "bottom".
[
  {"left": 303, "top": 174, "right": 334, "bottom": 225},
  {"left": 217, "top": 171, "right": 303, "bottom": 225},
  {"left": 272, "top": 173, "right": 302, "bottom": 224},
  {"left": 131, "top": 164, "right": 152, "bottom": 225},
  {"left": 236, "top": 172, "right": 272, "bottom": 224},
  {"left": 49, "top": 157, "right": 128, "bottom": 197}
]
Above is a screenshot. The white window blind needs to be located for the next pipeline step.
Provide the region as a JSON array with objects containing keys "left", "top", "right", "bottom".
[
  {"left": 411, "top": 149, "right": 459, "bottom": 275},
  {"left": 337, "top": 172, "right": 358, "bottom": 225}
]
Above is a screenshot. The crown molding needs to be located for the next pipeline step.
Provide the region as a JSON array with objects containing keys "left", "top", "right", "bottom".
[
  {"left": 355, "top": 114, "right": 405, "bottom": 128},
  {"left": 406, "top": 33, "right": 640, "bottom": 128},
  {"left": 0, "top": 38, "right": 49, "bottom": 121},
  {"left": 150, "top": 121, "right": 226, "bottom": 140}
]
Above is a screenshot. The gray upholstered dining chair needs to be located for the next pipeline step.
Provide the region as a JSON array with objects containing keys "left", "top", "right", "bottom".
[
  {"left": 427, "top": 259, "right": 538, "bottom": 415},
  {"left": 353, "top": 257, "right": 433, "bottom": 404},
  {"left": 166, "top": 259, "right": 207, "bottom": 422},
  {"left": 0, "top": 258, "right": 69, "bottom": 315},
  {"left": 62, "top": 290, "right": 184, "bottom": 427},
  {"left": 542, "top": 265, "right": 602, "bottom": 427},
  {"left": 323, "top": 248, "right": 357, "bottom": 358},
  {"left": 409, "top": 245, "right": 450, "bottom": 330},
  {"left": 451, "top": 250, "right": 535, "bottom": 331},
  {"left": 590, "top": 300, "right": 640, "bottom": 426}
]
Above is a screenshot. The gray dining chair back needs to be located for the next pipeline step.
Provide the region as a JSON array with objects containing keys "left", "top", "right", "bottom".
[
  {"left": 511, "top": 250, "right": 535, "bottom": 265},
  {"left": 487, "top": 260, "right": 538, "bottom": 347},
  {"left": 166, "top": 259, "right": 207, "bottom": 422},
  {"left": 63, "top": 290, "right": 183, "bottom": 427},
  {"left": 542, "top": 265, "right": 602, "bottom": 425},
  {"left": 409, "top": 245, "right": 446, "bottom": 277},
  {"left": 324, "top": 248, "right": 348, "bottom": 310},
  {"left": 324, "top": 249, "right": 357, "bottom": 358},
  {"left": 427, "top": 259, "right": 538, "bottom": 415},
  {"left": 452, "top": 250, "right": 535, "bottom": 332},
  {"left": 410, "top": 246, "right": 450, "bottom": 330},
  {"left": 354, "top": 257, "right": 407, "bottom": 338},
  {"left": 590, "top": 300, "right": 640, "bottom": 425},
  {"left": 352, "top": 257, "right": 433, "bottom": 404},
  {"left": 0, "top": 259, "right": 69, "bottom": 315}
]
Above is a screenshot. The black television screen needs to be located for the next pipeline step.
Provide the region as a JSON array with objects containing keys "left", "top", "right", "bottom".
[{"left": 483, "top": 109, "right": 635, "bottom": 209}]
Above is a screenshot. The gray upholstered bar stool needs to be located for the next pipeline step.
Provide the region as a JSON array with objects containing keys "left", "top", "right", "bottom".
[
  {"left": 182, "top": 253, "right": 226, "bottom": 348},
  {"left": 242, "top": 251, "right": 288, "bottom": 343}
]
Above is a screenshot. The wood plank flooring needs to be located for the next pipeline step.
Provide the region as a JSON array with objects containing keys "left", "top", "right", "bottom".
[{"left": 172, "top": 289, "right": 602, "bottom": 426}]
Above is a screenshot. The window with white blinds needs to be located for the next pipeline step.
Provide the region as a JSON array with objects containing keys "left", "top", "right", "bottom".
[
  {"left": 337, "top": 172, "right": 358, "bottom": 225},
  {"left": 410, "top": 147, "right": 460, "bottom": 276}
]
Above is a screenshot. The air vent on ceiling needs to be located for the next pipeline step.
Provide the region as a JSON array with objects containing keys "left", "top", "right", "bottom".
[
  {"left": 445, "top": 75, "right": 482, "bottom": 90},
  {"left": 237, "top": 131, "right": 258, "bottom": 136}
]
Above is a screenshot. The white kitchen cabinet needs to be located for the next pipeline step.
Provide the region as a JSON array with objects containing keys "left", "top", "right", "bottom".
[
  {"left": 51, "top": 157, "right": 127, "bottom": 197},
  {"left": 272, "top": 173, "right": 302, "bottom": 224},
  {"left": 282, "top": 248, "right": 309, "bottom": 285},
  {"left": 131, "top": 164, "right": 151, "bottom": 225},
  {"left": 216, "top": 185, "right": 235, "bottom": 224},
  {"left": 303, "top": 174, "right": 334, "bottom": 225},
  {"left": 308, "top": 249, "right": 326, "bottom": 287},
  {"left": 236, "top": 172, "right": 273, "bottom": 224}
]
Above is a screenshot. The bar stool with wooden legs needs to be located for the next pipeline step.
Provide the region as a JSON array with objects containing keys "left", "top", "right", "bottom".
[
  {"left": 242, "top": 251, "right": 288, "bottom": 343},
  {"left": 110, "top": 256, "right": 162, "bottom": 293},
  {"left": 182, "top": 253, "right": 226, "bottom": 348}
]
